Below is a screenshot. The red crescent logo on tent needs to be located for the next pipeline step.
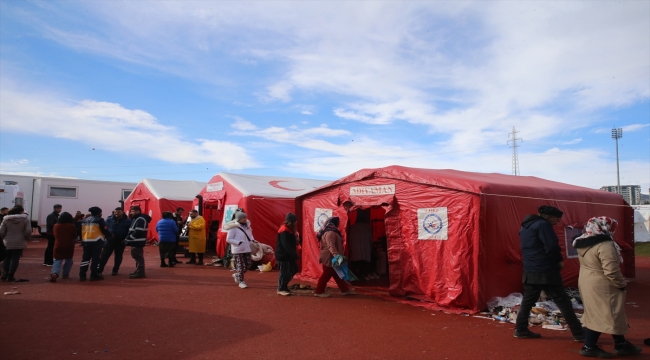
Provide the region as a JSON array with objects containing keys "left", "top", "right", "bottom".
[{"left": 269, "top": 180, "right": 305, "bottom": 191}]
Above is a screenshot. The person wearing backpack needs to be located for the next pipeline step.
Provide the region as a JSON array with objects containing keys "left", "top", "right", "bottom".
[{"left": 226, "top": 211, "right": 253, "bottom": 289}]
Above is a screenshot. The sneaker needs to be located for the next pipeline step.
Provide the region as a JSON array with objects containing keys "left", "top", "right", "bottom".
[
  {"left": 89, "top": 275, "right": 104, "bottom": 281},
  {"left": 7, "top": 275, "right": 15, "bottom": 282},
  {"left": 111, "top": 270, "right": 118, "bottom": 276},
  {"left": 239, "top": 282, "right": 248, "bottom": 289},
  {"left": 79, "top": 275, "right": 87, "bottom": 281},
  {"left": 314, "top": 292, "right": 331, "bottom": 298},
  {"left": 160, "top": 262, "right": 169, "bottom": 268},
  {"left": 513, "top": 329, "right": 541, "bottom": 339},
  {"left": 129, "top": 273, "right": 146, "bottom": 279},
  {"left": 341, "top": 289, "right": 357, "bottom": 296},
  {"left": 277, "top": 291, "right": 290, "bottom": 296},
  {"left": 49, "top": 274, "right": 58, "bottom": 283},
  {"left": 614, "top": 342, "right": 642, "bottom": 356},
  {"left": 232, "top": 273, "right": 239, "bottom": 283},
  {"left": 1, "top": 273, "right": 7, "bottom": 281},
  {"left": 580, "top": 345, "right": 614, "bottom": 358},
  {"left": 185, "top": 260, "right": 196, "bottom": 264}
]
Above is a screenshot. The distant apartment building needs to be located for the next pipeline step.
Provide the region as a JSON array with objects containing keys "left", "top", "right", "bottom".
[{"left": 600, "top": 185, "right": 642, "bottom": 205}]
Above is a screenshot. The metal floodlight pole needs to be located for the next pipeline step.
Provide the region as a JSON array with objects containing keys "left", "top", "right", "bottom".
[{"left": 611, "top": 128, "right": 622, "bottom": 195}]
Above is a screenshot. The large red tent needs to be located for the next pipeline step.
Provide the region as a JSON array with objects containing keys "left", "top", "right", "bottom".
[
  {"left": 195, "top": 173, "right": 330, "bottom": 256},
  {"left": 124, "top": 179, "right": 206, "bottom": 243},
  {"left": 297, "top": 166, "right": 634, "bottom": 313}
]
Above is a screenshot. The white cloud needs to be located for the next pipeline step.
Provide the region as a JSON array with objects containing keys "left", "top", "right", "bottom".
[
  {"left": 563, "top": 138, "right": 582, "bottom": 145},
  {"left": 622, "top": 123, "right": 650, "bottom": 132},
  {"left": 301, "top": 110, "right": 313, "bottom": 115},
  {"left": 0, "top": 85, "right": 258, "bottom": 170},
  {"left": 19, "top": 1, "right": 644, "bottom": 155}
]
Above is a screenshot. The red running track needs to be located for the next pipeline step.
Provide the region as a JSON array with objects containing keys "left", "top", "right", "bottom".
[{"left": 1, "top": 239, "right": 648, "bottom": 359}]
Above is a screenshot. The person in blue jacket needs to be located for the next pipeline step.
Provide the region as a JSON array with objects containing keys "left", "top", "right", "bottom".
[{"left": 156, "top": 211, "right": 178, "bottom": 268}]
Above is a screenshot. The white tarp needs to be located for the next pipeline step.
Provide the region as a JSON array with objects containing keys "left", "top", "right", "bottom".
[
  {"left": 220, "top": 173, "right": 330, "bottom": 198},
  {"left": 632, "top": 205, "right": 650, "bottom": 243},
  {"left": 142, "top": 179, "right": 207, "bottom": 201}
]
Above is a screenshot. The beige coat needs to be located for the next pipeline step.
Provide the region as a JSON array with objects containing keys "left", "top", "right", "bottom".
[
  {"left": 188, "top": 216, "right": 206, "bottom": 253},
  {"left": 577, "top": 239, "right": 628, "bottom": 335}
]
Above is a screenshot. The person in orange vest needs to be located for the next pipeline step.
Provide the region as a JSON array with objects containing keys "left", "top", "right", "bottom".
[{"left": 79, "top": 207, "right": 111, "bottom": 281}]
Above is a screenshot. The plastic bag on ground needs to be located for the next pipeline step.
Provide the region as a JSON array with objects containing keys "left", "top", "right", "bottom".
[
  {"left": 487, "top": 293, "right": 523, "bottom": 311},
  {"left": 257, "top": 262, "right": 272, "bottom": 272}
]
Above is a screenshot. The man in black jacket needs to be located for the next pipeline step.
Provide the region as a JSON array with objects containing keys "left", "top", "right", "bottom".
[
  {"left": 125, "top": 206, "right": 150, "bottom": 279},
  {"left": 43, "top": 204, "right": 62, "bottom": 266},
  {"left": 514, "top": 205, "right": 584, "bottom": 341},
  {"left": 98, "top": 207, "right": 132, "bottom": 276}
]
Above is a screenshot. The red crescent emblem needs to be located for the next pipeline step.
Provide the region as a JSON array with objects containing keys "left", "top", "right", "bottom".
[{"left": 269, "top": 180, "right": 305, "bottom": 191}]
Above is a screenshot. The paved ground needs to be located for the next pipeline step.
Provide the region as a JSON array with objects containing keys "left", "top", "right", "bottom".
[{"left": 1, "top": 239, "right": 649, "bottom": 360}]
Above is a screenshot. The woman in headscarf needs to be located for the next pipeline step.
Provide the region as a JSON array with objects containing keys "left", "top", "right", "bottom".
[
  {"left": 573, "top": 216, "right": 642, "bottom": 358},
  {"left": 313, "top": 216, "right": 355, "bottom": 297}
]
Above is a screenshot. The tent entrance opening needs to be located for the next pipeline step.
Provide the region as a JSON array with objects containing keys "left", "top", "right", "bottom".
[{"left": 346, "top": 207, "right": 389, "bottom": 288}]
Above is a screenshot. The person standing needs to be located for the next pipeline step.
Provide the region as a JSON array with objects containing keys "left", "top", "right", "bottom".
[
  {"left": 156, "top": 212, "right": 178, "bottom": 268},
  {"left": 50, "top": 212, "right": 77, "bottom": 282},
  {"left": 514, "top": 205, "right": 584, "bottom": 340},
  {"left": 186, "top": 210, "right": 206, "bottom": 265},
  {"left": 0, "top": 206, "right": 31, "bottom": 282},
  {"left": 98, "top": 207, "right": 132, "bottom": 276},
  {"left": 43, "top": 204, "right": 62, "bottom": 266},
  {"left": 275, "top": 213, "right": 300, "bottom": 296},
  {"left": 0, "top": 207, "right": 8, "bottom": 221},
  {"left": 171, "top": 207, "right": 185, "bottom": 265},
  {"left": 73, "top": 211, "right": 84, "bottom": 240},
  {"left": 226, "top": 212, "right": 253, "bottom": 289},
  {"left": 125, "top": 206, "right": 150, "bottom": 279},
  {"left": 79, "top": 207, "right": 111, "bottom": 281},
  {"left": 314, "top": 216, "right": 355, "bottom": 297},
  {"left": 573, "top": 217, "right": 642, "bottom": 357}
]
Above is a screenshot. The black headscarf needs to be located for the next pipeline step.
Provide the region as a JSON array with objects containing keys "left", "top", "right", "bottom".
[{"left": 316, "top": 216, "right": 342, "bottom": 241}]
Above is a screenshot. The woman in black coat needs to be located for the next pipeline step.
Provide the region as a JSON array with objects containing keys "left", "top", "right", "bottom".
[{"left": 275, "top": 213, "right": 299, "bottom": 296}]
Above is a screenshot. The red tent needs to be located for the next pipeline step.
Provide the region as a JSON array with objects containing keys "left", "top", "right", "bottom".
[
  {"left": 297, "top": 166, "right": 634, "bottom": 313},
  {"left": 195, "top": 173, "right": 330, "bottom": 256},
  {"left": 124, "top": 179, "right": 206, "bottom": 243}
]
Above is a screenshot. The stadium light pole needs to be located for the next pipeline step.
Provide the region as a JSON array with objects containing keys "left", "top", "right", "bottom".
[{"left": 611, "top": 128, "right": 622, "bottom": 195}]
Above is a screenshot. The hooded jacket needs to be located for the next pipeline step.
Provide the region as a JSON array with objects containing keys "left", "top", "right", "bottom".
[
  {"left": 0, "top": 214, "right": 31, "bottom": 250},
  {"left": 156, "top": 218, "right": 178, "bottom": 243},
  {"left": 226, "top": 221, "right": 253, "bottom": 254},
  {"left": 519, "top": 214, "right": 563, "bottom": 273},
  {"left": 126, "top": 213, "right": 151, "bottom": 248},
  {"left": 275, "top": 224, "right": 299, "bottom": 262}
]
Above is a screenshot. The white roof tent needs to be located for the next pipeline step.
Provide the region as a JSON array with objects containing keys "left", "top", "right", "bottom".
[
  {"left": 140, "top": 179, "right": 207, "bottom": 201},
  {"left": 216, "top": 173, "right": 330, "bottom": 198}
]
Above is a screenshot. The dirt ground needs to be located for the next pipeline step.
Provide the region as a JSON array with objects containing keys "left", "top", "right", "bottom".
[{"left": 1, "top": 240, "right": 649, "bottom": 360}]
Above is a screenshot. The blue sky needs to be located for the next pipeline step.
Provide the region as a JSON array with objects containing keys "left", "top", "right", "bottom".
[{"left": 1, "top": 1, "right": 649, "bottom": 192}]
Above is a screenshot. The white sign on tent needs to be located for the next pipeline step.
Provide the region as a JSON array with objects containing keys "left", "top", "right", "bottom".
[
  {"left": 314, "top": 208, "right": 333, "bottom": 231},
  {"left": 206, "top": 182, "right": 223, "bottom": 192},
  {"left": 221, "top": 205, "right": 239, "bottom": 232},
  {"left": 417, "top": 207, "right": 448, "bottom": 240}
]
